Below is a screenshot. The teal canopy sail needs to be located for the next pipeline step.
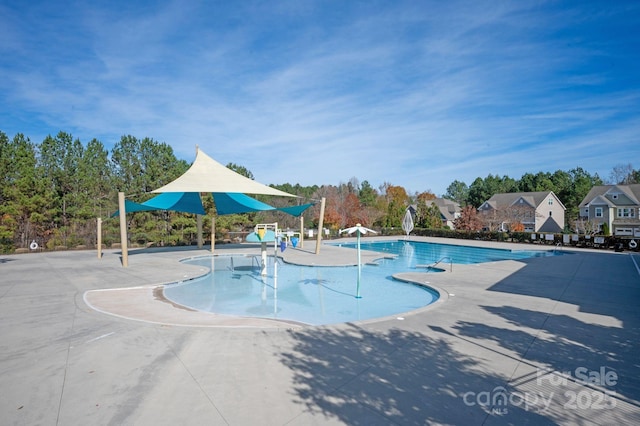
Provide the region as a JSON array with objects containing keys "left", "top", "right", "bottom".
[
  {"left": 112, "top": 192, "right": 205, "bottom": 216},
  {"left": 212, "top": 192, "right": 314, "bottom": 216},
  {"left": 114, "top": 192, "right": 313, "bottom": 217}
]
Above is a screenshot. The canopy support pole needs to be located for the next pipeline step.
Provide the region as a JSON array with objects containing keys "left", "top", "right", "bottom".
[
  {"left": 97, "top": 217, "right": 102, "bottom": 259},
  {"left": 197, "top": 214, "right": 203, "bottom": 248},
  {"left": 315, "top": 197, "right": 326, "bottom": 255},
  {"left": 211, "top": 216, "right": 215, "bottom": 254},
  {"left": 299, "top": 215, "right": 304, "bottom": 249},
  {"left": 118, "top": 192, "right": 129, "bottom": 267}
]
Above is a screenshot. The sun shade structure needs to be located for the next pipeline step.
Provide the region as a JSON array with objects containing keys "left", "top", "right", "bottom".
[
  {"left": 114, "top": 192, "right": 313, "bottom": 217},
  {"left": 152, "top": 147, "right": 296, "bottom": 197},
  {"left": 112, "top": 147, "right": 315, "bottom": 267},
  {"left": 212, "top": 192, "right": 313, "bottom": 216},
  {"left": 112, "top": 192, "right": 206, "bottom": 216}
]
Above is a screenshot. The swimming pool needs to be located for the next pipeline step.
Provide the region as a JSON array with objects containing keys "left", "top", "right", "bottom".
[
  {"left": 164, "top": 253, "right": 439, "bottom": 326},
  {"left": 163, "top": 240, "right": 562, "bottom": 326},
  {"left": 335, "top": 240, "right": 563, "bottom": 265}
]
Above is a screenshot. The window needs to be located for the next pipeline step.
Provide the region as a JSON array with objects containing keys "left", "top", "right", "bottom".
[
  {"left": 549, "top": 211, "right": 552, "bottom": 217},
  {"left": 617, "top": 208, "right": 636, "bottom": 218},
  {"left": 548, "top": 198, "right": 553, "bottom": 205},
  {"left": 595, "top": 207, "right": 603, "bottom": 218}
]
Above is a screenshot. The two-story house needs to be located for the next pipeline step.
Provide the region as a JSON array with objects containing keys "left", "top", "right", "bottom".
[
  {"left": 578, "top": 184, "right": 640, "bottom": 237},
  {"left": 478, "top": 191, "right": 565, "bottom": 233}
]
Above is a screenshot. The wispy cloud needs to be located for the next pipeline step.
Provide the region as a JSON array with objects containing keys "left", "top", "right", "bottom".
[{"left": 1, "top": 0, "right": 639, "bottom": 195}]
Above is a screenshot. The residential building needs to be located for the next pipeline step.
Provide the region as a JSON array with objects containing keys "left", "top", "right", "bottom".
[
  {"left": 478, "top": 191, "right": 565, "bottom": 233},
  {"left": 578, "top": 184, "right": 640, "bottom": 237},
  {"left": 408, "top": 198, "right": 462, "bottom": 229}
]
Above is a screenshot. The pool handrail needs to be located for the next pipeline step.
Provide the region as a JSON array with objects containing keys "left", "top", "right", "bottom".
[{"left": 431, "top": 256, "right": 453, "bottom": 272}]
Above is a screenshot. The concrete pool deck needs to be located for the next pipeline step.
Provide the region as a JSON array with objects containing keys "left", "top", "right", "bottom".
[{"left": 1, "top": 236, "right": 639, "bottom": 425}]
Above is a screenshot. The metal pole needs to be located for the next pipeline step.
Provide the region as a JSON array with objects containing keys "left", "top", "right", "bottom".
[
  {"left": 118, "top": 192, "right": 128, "bottom": 267},
  {"left": 261, "top": 242, "right": 268, "bottom": 276},
  {"left": 356, "top": 230, "right": 362, "bottom": 298},
  {"left": 315, "top": 197, "right": 326, "bottom": 255}
]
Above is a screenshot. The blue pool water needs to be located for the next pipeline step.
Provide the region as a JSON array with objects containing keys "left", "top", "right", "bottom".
[
  {"left": 336, "top": 240, "right": 563, "bottom": 265},
  {"left": 163, "top": 240, "right": 561, "bottom": 326}
]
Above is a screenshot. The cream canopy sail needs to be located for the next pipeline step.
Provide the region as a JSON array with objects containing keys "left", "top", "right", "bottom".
[{"left": 152, "top": 147, "right": 296, "bottom": 197}]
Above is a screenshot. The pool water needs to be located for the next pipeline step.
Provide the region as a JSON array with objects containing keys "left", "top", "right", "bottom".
[
  {"left": 336, "top": 240, "right": 563, "bottom": 265},
  {"left": 163, "top": 240, "right": 561, "bottom": 326},
  {"left": 164, "top": 253, "right": 439, "bottom": 326}
]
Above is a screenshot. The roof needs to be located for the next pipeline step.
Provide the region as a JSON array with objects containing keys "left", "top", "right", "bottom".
[
  {"left": 579, "top": 184, "right": 640, "bottom": 207},
  {"left": 483, "top": 191, "right": 565, "bottom": 210},
  {"left": 428, "top": 198, "right": 461, "bottom": 221},
  {"left": 152, "top": 147, "right": 296, "bottom": 197}
]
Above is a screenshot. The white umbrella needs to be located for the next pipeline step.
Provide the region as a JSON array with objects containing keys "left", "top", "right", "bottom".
[
  {"left": 339, "top": 223, "right": 377, "bottom": 298},
  {"left": 402, "top": 208, "right": 414, "bottom": 237}
]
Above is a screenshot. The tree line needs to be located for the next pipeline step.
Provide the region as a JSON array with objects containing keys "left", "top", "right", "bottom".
[{"left": 1, "top": 130, "right": 635, "bottom": 253}]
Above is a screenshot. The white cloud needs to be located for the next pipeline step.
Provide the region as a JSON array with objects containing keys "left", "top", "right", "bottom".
[{"left": 1, "top": 0, "right": 639, "bottom": 195}]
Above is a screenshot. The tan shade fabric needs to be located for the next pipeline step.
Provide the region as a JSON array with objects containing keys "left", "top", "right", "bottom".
[{"left": 152, "top": 147, "right": 296, "bottom": 197}]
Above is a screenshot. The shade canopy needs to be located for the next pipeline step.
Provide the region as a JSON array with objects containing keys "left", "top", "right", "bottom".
[
  {"left": 112, "top": 192, "right": 205, "bottom": 217},
  {"left": 212, "top": 192, "right": 314, "bottom": 216},
  {"left": 152, "top": 147, "right": 295, "bottom": 197},
  {"left": 114, "top": 192, "right": 314, "bottom": 217}
]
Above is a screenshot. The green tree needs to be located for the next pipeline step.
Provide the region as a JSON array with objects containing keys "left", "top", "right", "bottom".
[
  {"left": 1, "top": 134, "right": 55, "bottom": 250},
  {"left": 111, "top": 135, "right": 188, "bottom": 195},
  {"left": 379, "top": 184, "right": 409, "bottom": 228},
  {"left": 467, "top": 174, "right": 517, "bottom": 207},
  {"left": 358, "top": 180, "right": 377, "bottom": 206},
  {"left": 444, "top": 180, "right": 469, "bottom": 205},
  {"left": 565, "top": 167, "right": 603, "bottom": 226},
  {"left": 518, "top": 172, "right": 554, "bottom": 192},
  {"left": 226, "top": 163, "right": 254, "bottom": 180},
  {"left": 80, "top": 138, "right": 113, "bottom": 218}
]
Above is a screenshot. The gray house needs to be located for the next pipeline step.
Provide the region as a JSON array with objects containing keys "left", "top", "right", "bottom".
[
  {"left": 578, "top": 184, "right": 640, "bottom": 237},
  {"left": 408, "top": 198, "right": 462, "bottom": 229},
  {"left": 478, "top": 191, "right": 566, "bottom": 233}
]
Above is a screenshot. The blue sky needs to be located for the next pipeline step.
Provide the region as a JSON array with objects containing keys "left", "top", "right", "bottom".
[{"left": 1, "top": 0, "right": 639, "bottom": 196}]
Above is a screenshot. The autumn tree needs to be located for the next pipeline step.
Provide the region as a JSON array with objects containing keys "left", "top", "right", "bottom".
[
  {"left": 377, "top": 184, "right": 409, "bottom": 228},
  {"left": 453, "top": 205, "right": 483, "bottom": 231},
  {"left": 414, "top": 192, "right": 440, "bottom": 228}
]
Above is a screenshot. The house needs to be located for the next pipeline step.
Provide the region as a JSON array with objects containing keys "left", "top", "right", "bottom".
[
  {"left": 578, "top": 184, "right": 640, "bottom": 237},
  {"left": 478, "top": 191, "right": 565, "bottom": 233},
  {"left": 408, "top": 198, "right": 462, "bottom": 229}
]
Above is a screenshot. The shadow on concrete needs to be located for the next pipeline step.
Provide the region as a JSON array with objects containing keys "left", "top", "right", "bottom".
[
  {"left": 453, "top": 305, "right": 640, "bottom": 405},
  {"left": 486, "top": 252, "right": 640, "bottom": 322},
  {"left": 278, "top": 324, "right": 553, "bottom": 424},
  {"left": 460, "top": 251, "right": 640, "bottom": 410}
]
